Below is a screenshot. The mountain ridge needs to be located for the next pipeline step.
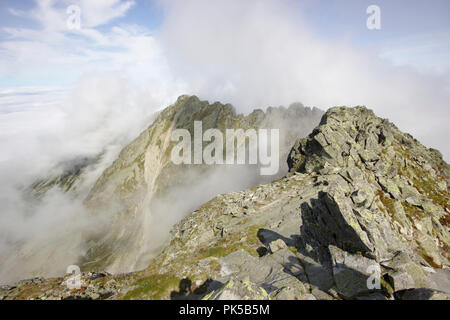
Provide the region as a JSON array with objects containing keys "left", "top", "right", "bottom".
[{"left": 1, "top": 103, "right": 449, "bottom": 300}]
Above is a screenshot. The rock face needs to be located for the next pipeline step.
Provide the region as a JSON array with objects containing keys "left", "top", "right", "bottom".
[
  {"left": 111, "top": 106, "right": 448, "bottom": 300},
  {"left": 80, "top": 95, "right": 323, "bottom": 273},
  {"left": 2, "top": 105, "right": 449, "bottom": 300},
  {"left": 287, "top": 106, "right": 448, "bottom": 267}
]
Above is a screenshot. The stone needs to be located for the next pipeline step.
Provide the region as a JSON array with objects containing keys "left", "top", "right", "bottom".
[
  {"left": 268, "top": 239, "right": 287, "bottom": 253},
  {"left": 311, "top": 288, "right": 334, "bottom": 300},
  {"left": 381, "top": 252, "right": 434, "bottom": 289},
  {"left": 386, "top": 271, "right": 415, "bottom": 291},
  {"left": 298, "top": 294, "right": 317, "bottom": 300}
]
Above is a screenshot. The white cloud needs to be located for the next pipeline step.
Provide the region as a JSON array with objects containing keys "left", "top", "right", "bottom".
[
  {"left": 0, "top": 74, "right": 184, "bottom": 283},
  {"left": 0, "top": 0, "right": 449, "bottom": 283},
  {"left": 2, "top": 0, "right": 448, "bottom": 161},
  {"left": 22, "top": 0, "right": 135, "bottom": 32},
  {"left": 0, "top": 0, "right": 142, "bottom": 80},
  {"left": 157, "top": 0, "right": 450, "bottom": 159},
  {"left": 79, "top": 0, "right": 135, "bottom": 28}
]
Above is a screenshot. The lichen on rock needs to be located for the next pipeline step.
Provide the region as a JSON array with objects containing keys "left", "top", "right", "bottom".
[{"left": 4, "top": 104, "right": 449, "bottom": 300}]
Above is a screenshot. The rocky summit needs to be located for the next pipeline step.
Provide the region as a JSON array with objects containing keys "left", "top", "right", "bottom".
[
  {"left": 1, "top": 103, "right": 448, "bottom": 300},
  {"left": 79, "top": 95, "right": 323, "bottom": 274}
]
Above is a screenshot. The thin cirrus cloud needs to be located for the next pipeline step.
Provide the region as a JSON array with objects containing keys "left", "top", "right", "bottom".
[
  {"left": 379, "top": 32, "right": 450, "bottom": 74},
  {"left": 78, "top": 0, "right": 135, "bottom": 28},
  {"left": 27, "top": 0, "right": 135, "bottom": 31}
]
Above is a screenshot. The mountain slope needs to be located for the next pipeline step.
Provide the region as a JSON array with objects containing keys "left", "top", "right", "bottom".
[
  {"left": 114, "top": 106, "right": 448, "bottom": 300},
  {"left": 80, "top": 95, "right": 323, "bottom": 273},
  {"left": 2, "top": 105, "right": 448, "bottom": 300}
]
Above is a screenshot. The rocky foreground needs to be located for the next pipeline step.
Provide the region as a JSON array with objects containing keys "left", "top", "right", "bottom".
[{"left": 1, "top": 106, "right": 449, "bottom": 300}]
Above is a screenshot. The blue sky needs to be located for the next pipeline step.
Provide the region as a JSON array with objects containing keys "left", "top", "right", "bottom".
[{"left": 0, "top": 0, "right": 166, "bottom": 87}]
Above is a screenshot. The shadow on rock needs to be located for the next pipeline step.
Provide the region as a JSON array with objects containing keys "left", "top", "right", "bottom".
[{"left": 170, "top": 278, "right": 223, "bottom": 300}]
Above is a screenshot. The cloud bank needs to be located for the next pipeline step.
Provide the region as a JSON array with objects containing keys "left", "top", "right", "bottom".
[
  {"left": 0, "top": 75, "right": 180, "bottom": 283},
  {"left": 157, "top": 0, "right": 450, "bottom": 159}
]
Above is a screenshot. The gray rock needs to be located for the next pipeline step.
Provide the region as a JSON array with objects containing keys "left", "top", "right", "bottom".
[
  {"left": 269, "top": 239, "right": 287, "bottom": 253},
  {"left": 273, "top": 286, "right": 308, "bottom": 300},
  {"left": 382, "top": 252, "right": 435, "bottom": 289},
  {"left": 386, "top": 271, "right": 415, "bottom": 291},
  {"left": 329, "top": 245, "right": 380, "bottom": 298}
]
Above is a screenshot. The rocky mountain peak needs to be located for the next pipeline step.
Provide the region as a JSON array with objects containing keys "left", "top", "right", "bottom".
[
  {"left": 110, "top": 105, "right": 446, "bottom": 300},
  {"left": 288, "top": 106, "right": 448, "bottom": 178}
]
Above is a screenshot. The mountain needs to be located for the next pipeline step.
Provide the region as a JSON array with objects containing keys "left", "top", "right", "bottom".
[
  {"left": 1, "top": 104, "right": 448, "bottom": 300},
  {"left": 30, "top": 156, "right": 98, "bottom": 197},
  {"left": 78, "top": 95, "right": 323, "bottom": 273}
]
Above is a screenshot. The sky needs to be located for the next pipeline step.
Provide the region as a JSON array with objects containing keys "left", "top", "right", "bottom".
[{"left": 0, "top": 0, "right": 449, "bottom": 164}]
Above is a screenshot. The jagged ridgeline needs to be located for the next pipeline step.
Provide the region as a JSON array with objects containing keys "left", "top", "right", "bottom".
[
  {"left": 2, "top": 105, "right": 449, "bottom": 300},
  {"left": 116, "top": 106, "right": 447, "bottom": 300},
  {"left": 79, "top": 95, "right": 323, "bottom": 273}
]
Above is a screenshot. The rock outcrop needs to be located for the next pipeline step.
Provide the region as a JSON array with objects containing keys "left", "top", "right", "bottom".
[
  {"left": 30, "top": 156, "right": 98, "bottom": 197},
  {"left": 2, "top": 105, "right": 448, "bottom": 300},
  {"left": 287, "top": 106, "right": 448, "bottom": 267}
]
